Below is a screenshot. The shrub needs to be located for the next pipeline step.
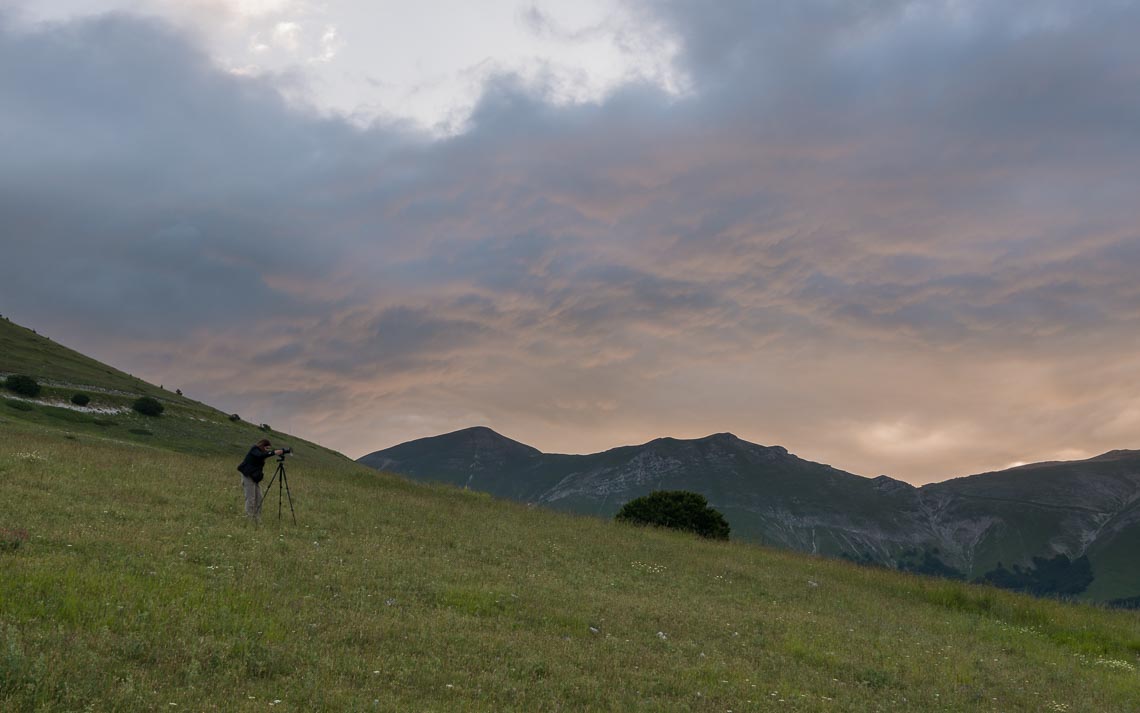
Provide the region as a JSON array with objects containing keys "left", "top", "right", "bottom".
[
  {"left": 259, "top": 423, "right": 271, "bottom": 432},
  {"left": 131, "top": 396, "right": 164, "bottom": 417},
  {"left": 4, "top": 375, "right": 41, "bottom": 398},
  {"left": 5, "top": 400, "right": 34, "bottom": 412},
  {"left": 976, "top": 554, "right": 1094, "bottom": 597},
  {"left": 229, "top": 413, "right": 242, "bottom": 422},
  {"left": 616, "top": 490, "right": 731, "bottom": 540},
  {"left": 896, "top": 549, "right": 966, "bottom": 580},
  {"left": 71, "top": 393, "right": 91, "bottom": 406}
]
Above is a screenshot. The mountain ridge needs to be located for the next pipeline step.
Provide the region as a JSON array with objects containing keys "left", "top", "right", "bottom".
[{"left": 359, "top": 426, "right": 1140, "bottom": 602}]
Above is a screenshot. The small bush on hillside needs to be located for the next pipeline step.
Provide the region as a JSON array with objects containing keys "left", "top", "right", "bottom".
[
  {"left": 1107, "top": 594, "right": 1140, "bottom": 610},
  {"left": 897, "top": 549, "right": 966, "bottom": 580},
  {"left": 131, "top": 396, "right": 164, "bottom": 417},
  {"left": 977, "top": 554, "right": 1094, "bottom": 597},
  {"left": 71, "top": 393, "right": 91, "bottom": 406},
  {"left": 259, "top": 423, "right": 271, "bottom": 432},
  {"left": 4, "top": 375, "right": 41, "bottom": 397},
  {"left": 229, "top": 413, "right": 242, "bottom": 422},
  {"left": 616, "top": 490, "right": 731, "bottom": 540}
]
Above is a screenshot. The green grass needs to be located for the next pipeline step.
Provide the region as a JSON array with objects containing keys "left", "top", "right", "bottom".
[
  {"left": 0, "top": 317, "right": 168, "bottom": 398},
  {"left": 2, "top": 420, "right": 1138, "bottom": 712},
  {"left": 0, "top": 318, "right": 350, "bottom": 468}
]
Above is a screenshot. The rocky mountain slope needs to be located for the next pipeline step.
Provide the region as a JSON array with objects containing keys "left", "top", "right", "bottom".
[{"left": 360, "top": 427, "right": 1140, "bottom": 602}]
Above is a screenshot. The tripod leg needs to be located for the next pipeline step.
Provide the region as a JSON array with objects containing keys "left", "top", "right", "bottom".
[
  {"left": 280, "top": 468, "right": 298, "bottom": 525},
  {"left": 256, "top": 472, "right": 278, "bottom": 517}
]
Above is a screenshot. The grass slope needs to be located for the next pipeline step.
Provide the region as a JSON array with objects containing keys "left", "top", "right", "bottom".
[
  {"left": 0, "top": 316, "right": 348, "bottom": 467},
  {"left": 3, "top": 420, "right": 1139, "bottom": 711},
  {"left": 0, "top": 317, "right": 164, "bottom": 397}
]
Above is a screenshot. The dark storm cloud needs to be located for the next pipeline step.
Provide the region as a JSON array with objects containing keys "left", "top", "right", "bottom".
[
  {"left": 0, "top": 12, "right": 408, "bottom": 334},
  {"left": 2, "top": 2, "right": 1140, "bottom": 481}
]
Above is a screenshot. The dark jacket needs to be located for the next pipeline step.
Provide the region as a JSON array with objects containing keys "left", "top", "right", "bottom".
[{"left": 237, "top": 445, "right": 272, "bottom": 482}]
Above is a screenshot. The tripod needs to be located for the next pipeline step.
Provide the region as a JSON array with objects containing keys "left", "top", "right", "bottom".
[{"left": 257, "top": 455, "right": 297, "bottom": 524}]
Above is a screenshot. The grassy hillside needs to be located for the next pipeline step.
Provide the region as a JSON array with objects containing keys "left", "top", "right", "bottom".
[
  {"left": 0, "top": 316, "right": 348, "bottom": 467},
  {"left": 3, "top": 318, "right": 1139, "bottom": 710},
  {"left": 3, "top": 420, "right": 1140, "bottom": 711},
  {"left": 0, "top": 317, "right": 165, "bottom": 396}
]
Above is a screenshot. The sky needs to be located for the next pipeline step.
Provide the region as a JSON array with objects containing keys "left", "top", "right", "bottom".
[{"left": 2, "top": 0, "right": 1139, "bottom": 484}]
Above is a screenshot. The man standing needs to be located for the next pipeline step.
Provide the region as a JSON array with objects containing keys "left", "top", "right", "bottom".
[{"left": 237, "top": 439, "right": 284, "bottom": 520}]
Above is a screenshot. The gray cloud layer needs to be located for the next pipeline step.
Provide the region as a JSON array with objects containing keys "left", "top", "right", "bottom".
[{"left": 2, "top": 2, "right": 1139, "bottom": 482}]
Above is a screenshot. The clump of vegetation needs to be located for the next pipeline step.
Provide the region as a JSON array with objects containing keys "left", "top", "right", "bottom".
[
  {"left": 1107, "top": 594, "right": 1140, "bottom": 610},
  {"left": 5, "top": 400, "right": 34, "bottom": 412},
  {"left": 128, "top": 428, "right": 153, "bottom": 436},
  {"left": 977, "top": 554, "right": 1094, "bottom": 597},
  {"left": 616, "top": 490, "right": 731, "bottom": 540},
  {"left": 228, "top": 413, "right": 242, "bottom": 422},
  {"left": 70, "top": 393, "right": 91, "bottom": 406},
  {"left": 4, "top": 375, "right": 41, "bottom": 398},
  {"left": 259, "top": 423, "right": 271, "bottom": 432},
  {"left": 898, "top": 548, "right": 966, "bottom": 580},
  {"left": 131, "top": 396, "right": 164, "bottom": 417}
]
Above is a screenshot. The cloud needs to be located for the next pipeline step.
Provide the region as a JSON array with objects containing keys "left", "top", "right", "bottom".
[{"left": 2, "top": 3, "right": 1139, "bottom": 483}]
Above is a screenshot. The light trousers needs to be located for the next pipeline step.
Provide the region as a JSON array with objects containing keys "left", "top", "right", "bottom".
[{"left": 242, "top": 475, "right": 263, "bottom": 519}]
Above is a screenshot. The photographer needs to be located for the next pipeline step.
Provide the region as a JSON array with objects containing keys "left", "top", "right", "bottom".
[{"left": 237, "top": 439, "right": 284, "bottom": 520}]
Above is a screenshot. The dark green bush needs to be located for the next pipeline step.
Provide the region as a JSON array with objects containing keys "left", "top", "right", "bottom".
[
  {"left": 229, "top": 413, "right": 242, "bottom": 422},
  {"left": 4, "top": 375, "right": 41, "bottom": 397},
  {"left": 976, "top": 554, "right": 1094, "bottom": 597},
  {"left": 616, "top": 490, "right": 731, "bottom": 540},
  {"left": 71, "top": 393, "right": 91, "bottom": 406},
  {"left": 131, "top": 396, "right": 164, "bottom": 417}
]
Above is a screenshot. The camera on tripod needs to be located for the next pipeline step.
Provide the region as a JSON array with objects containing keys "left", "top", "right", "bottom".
[{"left": 260, "top": 447, "right": 298, "bottom": 524}]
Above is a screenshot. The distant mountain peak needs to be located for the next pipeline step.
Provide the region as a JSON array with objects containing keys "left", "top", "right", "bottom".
[
  {"left": 449, "top": 425, "right": 501, "bottom": 437},
  {"left": 702, "top": 432, "right": 740, "bottom": 442},
  {"left": 1090, "top": 449, "right": 1140, "bottom": 461},
  {"left": 872, "top": 474, "right": 916, "bottom": 493},
  {"left": 419, "top": 425, "right": 540, "bottom": 453},
  {"left": 455, "top": 425, "right": 512, "bottom": 441}
]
